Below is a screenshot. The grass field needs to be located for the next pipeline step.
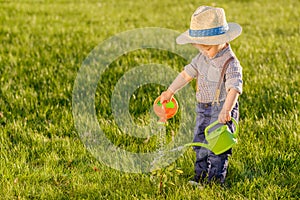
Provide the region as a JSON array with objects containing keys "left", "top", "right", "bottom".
[{"left": 0, "top": 0, "right": 299, "bottom": 199}]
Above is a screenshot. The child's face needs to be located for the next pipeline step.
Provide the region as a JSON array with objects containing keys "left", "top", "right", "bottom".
[{"left": 192, "top": 43, "right": 226, "bottom": 58}]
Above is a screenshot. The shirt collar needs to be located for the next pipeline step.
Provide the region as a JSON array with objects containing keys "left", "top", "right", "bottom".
[
  {"left": 212, "top": 43, "right": 230, "bottom": 59},
  {"left": 210, "top": 44, "right": 234, "bottom": 67}
]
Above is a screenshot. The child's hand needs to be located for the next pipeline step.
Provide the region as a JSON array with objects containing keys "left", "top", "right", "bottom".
[
  {"left": 160, "top": 90, "right": 174, "bottom": 104},
  {"left": 218, "top": 108, "right": 231, "bottom": 124},
  {"left": 219, "top": 89, "right": 239, "bottom": 123}
]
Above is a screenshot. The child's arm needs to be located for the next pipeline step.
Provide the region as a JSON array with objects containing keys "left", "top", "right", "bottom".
[
  {"left": 218, "top": 88, "right": 239, "bottom": 123},
  {"left": 160, "top": 71, "right": 193, "bottom": 103}
]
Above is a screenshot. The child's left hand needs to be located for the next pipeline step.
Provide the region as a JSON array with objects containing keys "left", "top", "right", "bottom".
[
  {"left": 219, "top": 89, "right": 239, "bottom": 123},
  {"left": 218, "top": 108, "right": 231, "bottom": 124}
]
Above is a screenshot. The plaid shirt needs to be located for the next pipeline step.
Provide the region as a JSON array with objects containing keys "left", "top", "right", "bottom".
[{"left": 184, "top": 45, "right": 243, "bottom": 103}]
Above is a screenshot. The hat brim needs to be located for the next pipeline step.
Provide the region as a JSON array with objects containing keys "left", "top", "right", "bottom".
[{"left": 176, "top": 23, "right": 242, "bottom": 45}]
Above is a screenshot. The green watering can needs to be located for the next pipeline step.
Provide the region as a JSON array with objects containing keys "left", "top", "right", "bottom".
[{"left": 185, "top": 118, "right": 239, "bottom": 155}]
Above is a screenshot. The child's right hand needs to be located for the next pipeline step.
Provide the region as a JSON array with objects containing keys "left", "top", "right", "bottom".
[{"left": 160, "top": 89, "right": 174, "bottom": 104}]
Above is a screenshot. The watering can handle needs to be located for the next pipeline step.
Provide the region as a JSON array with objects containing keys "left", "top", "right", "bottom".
[{"left": 205, "top": 118, "right": 239, "bottom": 138}]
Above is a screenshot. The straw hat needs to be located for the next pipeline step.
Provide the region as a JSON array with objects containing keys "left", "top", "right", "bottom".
[{"left": 176, "top": 6, "right": 242, "bottom": 45}]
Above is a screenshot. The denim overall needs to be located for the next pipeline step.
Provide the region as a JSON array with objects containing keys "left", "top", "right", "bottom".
[{"left": 193, "top": 101, "right": 239, "bottom": 184}]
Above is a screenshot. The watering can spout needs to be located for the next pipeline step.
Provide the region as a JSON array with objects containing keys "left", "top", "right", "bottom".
[{"left": 184, "top": 142, "right": 211, "bottom": 150}]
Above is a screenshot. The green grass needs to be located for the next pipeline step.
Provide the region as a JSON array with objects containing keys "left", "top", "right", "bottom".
[{"left": 0, "top": 0, "right": 299, "bottom": 199}]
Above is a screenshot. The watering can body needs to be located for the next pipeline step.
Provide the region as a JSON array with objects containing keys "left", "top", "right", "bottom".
[
  {"left": 185, "top": 118, "right": 239, "bottom": 155},
  {"left": 153, "top": 96, "right": 178, "bottom": 123}
]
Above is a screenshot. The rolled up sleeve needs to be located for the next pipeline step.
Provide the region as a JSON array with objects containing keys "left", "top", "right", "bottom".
[
  {"left": 184, "top": 54, "right": 200, "bottom": 78},
  {"left": 225, "top": 61, "right": 243, "bottom": 94}
]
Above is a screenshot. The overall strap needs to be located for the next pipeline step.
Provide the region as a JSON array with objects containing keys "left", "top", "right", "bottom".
[{"left": 212, "top": 56, "right": 234, "bottom": 106}]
